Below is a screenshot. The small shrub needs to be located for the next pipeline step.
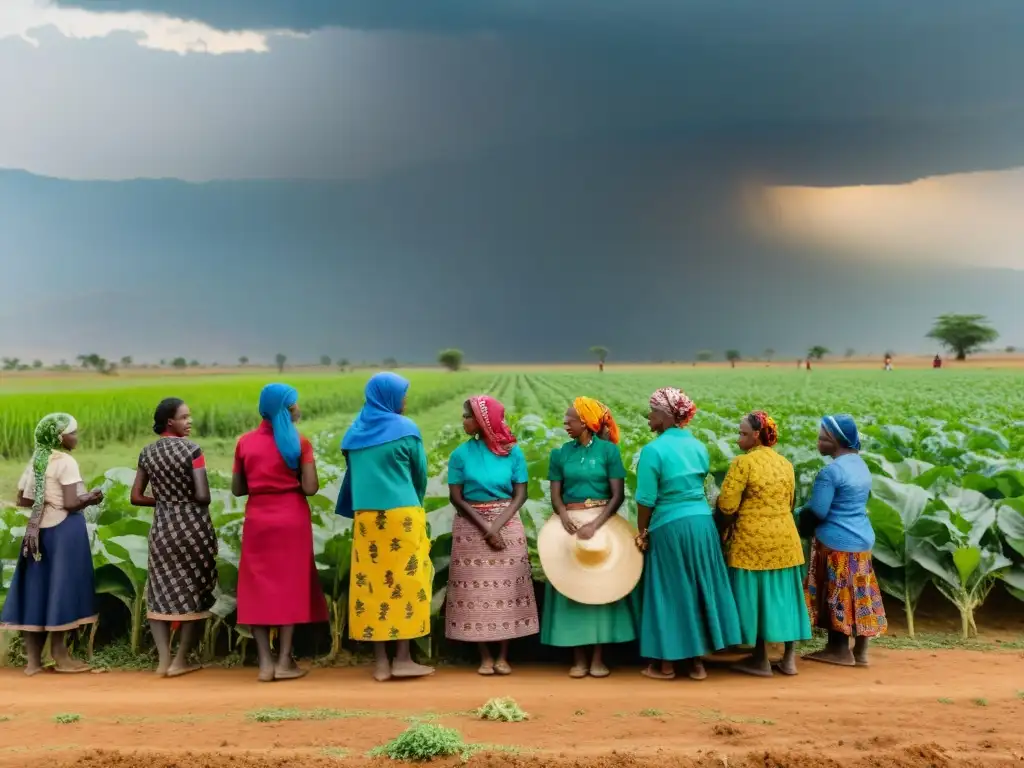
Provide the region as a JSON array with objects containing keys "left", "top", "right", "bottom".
[
  {"left": 369, "top": 723, "right": 467, "bottom": 761},
  {"left": 53, "top": 713, "right": 81, "bottom": 724},
  {"left": 476, "top": 697, "right": 529, "bottom": 723}
]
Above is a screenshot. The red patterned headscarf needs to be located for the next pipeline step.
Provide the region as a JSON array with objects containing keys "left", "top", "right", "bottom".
[
  {"left": 649, "top": 387, "right": 697, "bottom": 427},
  {"left": 468, "top": 395, "right": 517, "bottom": 457},
  {"left": 747, "top": 410, "right": 779, "bottom": 447}
]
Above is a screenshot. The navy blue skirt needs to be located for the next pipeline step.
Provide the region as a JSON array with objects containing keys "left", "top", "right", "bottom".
[{"left": 1, "top": 513, "right": 97, "bottom": 631}]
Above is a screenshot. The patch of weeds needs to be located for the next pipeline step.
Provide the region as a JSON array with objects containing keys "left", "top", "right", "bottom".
[
  {"left": 1016, "top": 691, "right": 1024, "bottom": 700},
  {"left": 88, "top": 639, "right": 155, "bottom": 671},
  {"left": 0, "top": 715, "right": 12, "bottom": 723},
  {"left": 695, "top": 709, "right": 774, "bottom": 726},
  {"left": 639, "top": 708, "right": 666, "bottom": 718},
  {"left": 321, "top": 748, "right": 350, "bottom": 760},
  {"left": 369, "top": 723, "right": 468, "bottom": 761},
  {"left": 799, "top": 631, "right": 1024, "bottom": 654},
  {"left": 938, "top": 698, "right": 954, "bottom": 705},
  {"left": 475, "top": 697, "right": 529, "bottom": 723},
  {"left": 246, "top": 707, "right": 372, "bottom": 723},
  {"left": 573, "top": 709, "right": 586, "bottom": 716},
  {"left": 53, "top": 713, "right": 81, "bottom": 725},
  {"left": 972, "top": 698, "right": 989, "bottom": 707}
]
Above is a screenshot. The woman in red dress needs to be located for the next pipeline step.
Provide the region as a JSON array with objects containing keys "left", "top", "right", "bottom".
[{"left": 233, "top": 383, "right": 328, "bottom": 682}]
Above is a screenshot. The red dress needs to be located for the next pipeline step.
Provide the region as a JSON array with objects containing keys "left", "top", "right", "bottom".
[{"left": 234, "top": 422, "right": 328, "bottom": 626}]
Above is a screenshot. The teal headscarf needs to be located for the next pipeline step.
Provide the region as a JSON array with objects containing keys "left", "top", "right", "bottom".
[{"left": 30, "top": 413, "right": 77, "bottom": 520}]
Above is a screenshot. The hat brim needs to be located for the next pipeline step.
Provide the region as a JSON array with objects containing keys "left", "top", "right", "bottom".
[{"left": 537, "top": 508, "right": 644, "bottom": 605}]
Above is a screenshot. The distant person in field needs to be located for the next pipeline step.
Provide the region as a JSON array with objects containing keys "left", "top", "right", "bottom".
[
  {"left": 933, "top": 355, "right": 942, "bottom": 369},
  {"left": 716, "top": 411, "right": 810, "bottom": 677},
  {"left": 884, "top": 355, "right": 893, "bottom": 371},
  {"left": 1, "top": 413, "right": 103, "bottom": 675},
  {"left": 805, "top": 360, "right": 812, "bottom": 371},
  {"left": 635, "top": 388, "right": 741, "bottom": 681},
  {"left": 336, "top": 372, "right": 434, "bottom": 681},
  {"left": 130, "top": 398, "right": 216, "bottom": 678},
  {"left": 542, "top": 397, "right": 638, "bottom": 678},
  {"left": 800, "top": 415, "right": 887, "bottom": 666},
  {"left": 445, "top": 395, "right": 538, "bottom": 675},
  {"left": 233, "top": 383, "right": 327, "bottom": 682}
]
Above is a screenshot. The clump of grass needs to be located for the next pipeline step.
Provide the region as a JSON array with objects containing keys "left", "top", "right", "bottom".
[
  {"left": 88, "top": 639, "right": 155, "bottom": 671},
  {"left": 938, "top": 698, "right": 954, "bottom": 705},
  {"left": 369, "top": 723, "right": 468, "bottom": 761},
  {"left": 972, "top": 698, "right": 988, "bottom": 707},
  {"left": 639, "top": 708, "right": 665, "bottom": 718},
  {"left": 53, "top": 713, "right": 81, "bottom": 725},
  {"left": 321, "top": 747, "right": 350, "bottom": 759},
  {"left": 475, "top": 697, "right": 529, "bottom": 723},
  {"left": 247, "top": 707, "right": 369, "bottom": 723},
  {"left": 0, "top": 715, "right": 12, "bottom": 723}
]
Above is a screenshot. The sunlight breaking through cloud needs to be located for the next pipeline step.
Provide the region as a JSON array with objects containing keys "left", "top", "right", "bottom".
[{"left": 0, "top": 0, "right": 295, "bottom": 54}]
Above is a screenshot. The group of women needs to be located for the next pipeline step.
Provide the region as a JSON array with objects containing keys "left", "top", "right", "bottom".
[{"left": 2, "top": 373, "right": 887, "bottom": 682}]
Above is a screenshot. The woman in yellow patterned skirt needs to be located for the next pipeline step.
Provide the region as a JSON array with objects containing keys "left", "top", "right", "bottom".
[{"left": 336, "top": 372, "right": 434, "bottom": 681}]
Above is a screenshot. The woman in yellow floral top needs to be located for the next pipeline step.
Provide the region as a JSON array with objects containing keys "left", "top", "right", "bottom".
[{"left": 717, "top": 411, "right": 811, "bottom": 677}]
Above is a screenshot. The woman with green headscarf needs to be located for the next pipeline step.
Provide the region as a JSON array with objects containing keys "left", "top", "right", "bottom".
[{"left": 0, "top": 413, "right": 105, "bottom": 675}]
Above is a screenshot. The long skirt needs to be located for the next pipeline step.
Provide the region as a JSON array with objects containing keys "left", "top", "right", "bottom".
[
  {"left": 237, "top": 491, "right": 327, "bottom": 626},
  {"left": 146, "top": 501, "right": 218, "bottom": 621},
  {"left": 804, "top": 539, "right": 887, "bottom": 638},
  {"left": 730, "top": 566, "right": 812, "bottom": 645},
  {"left": 640, "top": 514, "right": 742, "bottom": 660},
  {"left": 445, "top": 501, "right": 539, "bottom": 642},
  {"left": 1, "top": 513, "right": 97, "bottom": 632},
  {"left": 540, "top": 584, "right": 638, "bottom": 647},
  {"left": 349, "top": 507, "right": 433, "bottom": 642}
]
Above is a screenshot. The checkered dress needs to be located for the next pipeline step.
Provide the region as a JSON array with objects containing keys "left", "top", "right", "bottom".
[{"left": 139, "top": 438, "right": 218, "bottom": 620}]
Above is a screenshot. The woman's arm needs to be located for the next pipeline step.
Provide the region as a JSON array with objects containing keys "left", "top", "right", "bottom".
[
  {"left": 299, "top": 438, "right": 319, "bottom": 496},
  {"left": 130, "top": 467, "right": 156, "bottom": 507},
  {"left": 231, "top": 440, "right": 248, "bottom": 497},
  {"left": 550, "top": 481, "right": 577, "bottom": 534},
  {"left": 804, "top": 466, "right": 836, "bottom": 520},
  {"left": 716, "top": 457, "right": 749, "bottom": 516},
  {"left": 411, "top": 439, "right": 428, "bottom": 505},
  {"left": 190, "top": 445, "right": 212, "bottom": 505},
  {"left": 489, "top": 482, "right": 527, "bottom": 533},
  {"left": 61, "top": 484, "right": 103, "bottom": 513},
  {"left": 449, "top": 483, "right": 491, "bottom": 533},
  {"left": 589, "top": 477, "right": 625, "bottom": 530}
]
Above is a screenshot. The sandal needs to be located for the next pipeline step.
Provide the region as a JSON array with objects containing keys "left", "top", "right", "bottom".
[
  {"left": 494, "top": 660, "right": 512, "bottom": 676},
  {"left": 568, "top": 665, "right": 588, "bottom": 679},
  {"left": 477, "top": 662, "right": 496, "bottom": 676},
  {"left": 589, "top": 663, "right": 610, "bottom": 678},
  {"left": 641, "top": 665, "right": 676, "bottom": 680}
]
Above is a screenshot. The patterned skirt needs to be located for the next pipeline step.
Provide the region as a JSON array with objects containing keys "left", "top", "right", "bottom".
[
  {"left": 146, "top": 502, "right": 218, "bottom": 621},
  {"left": 804, "top": 539, "right": 887, "bottom": 638},
  {"left": 349, "top": 507, "right": 433, "bottom": 642},
  {"left": 445, "top": 501, "right": 539, "bottom": 642}
]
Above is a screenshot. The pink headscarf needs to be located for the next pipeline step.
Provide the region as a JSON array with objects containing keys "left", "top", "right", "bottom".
[
  {"left": 649, "top": 387, "right": 698, "bottom": 427},
  {"left": 469, "top": 395, "right": 517, "bottom": 457}
]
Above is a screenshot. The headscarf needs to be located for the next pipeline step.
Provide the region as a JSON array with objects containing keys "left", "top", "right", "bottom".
[
  {"left": 572, "top": 397, "right": 620, "bottom": 444},
  {"left": 822, "top": 414, "right": 861, "bottom": 451},
  {"left": 341, "top": 372, "right": 421, "bottom": 451},
  {"left": 258, "top": 383, "right": 301, "bottom": 469},
  {"left": 468, "top": 395, "right": 516, "bottom": 457},
  {"left": 747, "top": 410, "right": 779, "bottom": 447},
  {"left": 649, "top": 387, "right": 697, "bottom": 427},
  {"left": 30, "top": 413, "right": 77, "bottom": 521}
]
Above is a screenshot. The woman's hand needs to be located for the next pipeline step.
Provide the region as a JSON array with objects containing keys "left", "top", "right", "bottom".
[
  {"left": 558, "top": 512, "right": 578, "bottom": 535},
  {"left": 484, "top": 532, "right": 506, "bottom": 550},
  {"left": 634, "top": 529, "right": 649, "bottom": 552},
  {"left": 22, "top": 520, "right": 42, "bottom": 561},
  {"left": 575, "top": 521, "right": 597, "bottom": 540},
  {"left": 87, "top": 489, "right": 104, "bottom": 506}
]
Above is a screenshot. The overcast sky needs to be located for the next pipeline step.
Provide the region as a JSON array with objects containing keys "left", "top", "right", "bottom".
[{"left": 0, "top": 1, "right": 1021, "bottom": 363}]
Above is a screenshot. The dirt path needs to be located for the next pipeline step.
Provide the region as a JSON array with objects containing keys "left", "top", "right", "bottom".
[{"left": 2, "top": 650, "right": 1023, "bottom": 768}]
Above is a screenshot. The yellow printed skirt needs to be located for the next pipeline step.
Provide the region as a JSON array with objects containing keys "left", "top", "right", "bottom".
[{"left": 349, "top": 507, "right": 433, "bottom": 642}]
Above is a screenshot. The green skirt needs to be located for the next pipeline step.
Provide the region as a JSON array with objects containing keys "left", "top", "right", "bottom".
[
  {"left": 540, "top": 582, "right": 638, "bottom": 647},
  {"left": 640, "top": 514, "right": 741, "bottom": 660},
  {"left": 729, "top": 565, "right": 812, "bottom": 645}
]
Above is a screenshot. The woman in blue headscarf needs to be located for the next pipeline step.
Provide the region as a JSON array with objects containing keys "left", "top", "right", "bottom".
[
  {"left": 233, "top": 383, "right": 328, "bottom": 682},
  {"left": 338, "top": 372, "right": 433, "bottom": 682},
  {"left": 800, "top": 414, "right": 887, "bottom": 668}
]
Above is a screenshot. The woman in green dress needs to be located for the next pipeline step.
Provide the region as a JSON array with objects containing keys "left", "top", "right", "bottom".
[
  {"left": 635, "top": 388, "right": 741, "bottom": 680},
  {"left": 542, "top": 397, "right": 638, "bottom": 678}
]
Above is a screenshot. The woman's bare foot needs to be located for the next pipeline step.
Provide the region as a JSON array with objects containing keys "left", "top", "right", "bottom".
[
  {"left": 373, "top": 659, "right": 392, "bottom": 682},
  {"left": 853, "top": 638, "right": 870, "bottom": 666},
  {"left": 166, "top": 662, "right": 202, "bottom": 678},
  {"left": 804, "top": 647, "right": 855, "bottom": 667},
  {"left": 568, "top": 665, "right": 588, "bottom": 679},
  {"left": 589, "top": 662, "right": 610, "bottom": 678},
  {"left": 494, "top": 659, "right": 512, "bottom": 676},
  {"left": 732, "top": 654, "right": 773, "bottom": 678},
  {"left": 477, "top": 661, "right": 495, "bottom": 676},
  {"left": 391, "top": 659, "right": 434, "bottom": 678},
  {"left": 53, "top": 657, "right": 91, "bottom": 674},
  {"left": 24, "top": 664, "right": 44, "bottom": 677},
  {"left": 641, "top": 664, "right": 675, "bottom": 680},
  {"left": 257, "top": 662, "right": 276, "bottom": 682},
  {"left": 274, "top": 656, "right": 308, "bottom": 681},
  {"left": 774, "top": 656, "right": 799, "bottom": 676},
  {"left": 688, "top": 659, "right": 708, "bottom": 681}
]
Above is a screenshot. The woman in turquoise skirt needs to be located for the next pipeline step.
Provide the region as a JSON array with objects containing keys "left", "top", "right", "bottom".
[
  {"left": 635, "top": 388, "right": 741, "bottom": 681},
  {"left": 541, "top": 397, "right": 637, "bottom": 678},
  {"left": 717, "top": 411, "right": 811, "bottom": 676}
]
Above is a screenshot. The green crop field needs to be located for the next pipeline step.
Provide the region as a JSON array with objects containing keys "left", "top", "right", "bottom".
[{"left": 2, "top": 367, "right": 1024, "bottom": 666}]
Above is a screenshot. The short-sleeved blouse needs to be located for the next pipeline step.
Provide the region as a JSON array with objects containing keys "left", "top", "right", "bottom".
[
  {"left": 138, "top": 437, "right": 206, "bottom": 506},
  {"left": 548, "top": 437, "right": 626, "bottom": 504},
  {"left": 447, "top": 440, "right": 527, "bottom": 502},
  {"left": 17, "top": 451, "right": 83, "bottom": 528},
  {"left": 233, "top": 420, "right": 314, "bottom": 494}
]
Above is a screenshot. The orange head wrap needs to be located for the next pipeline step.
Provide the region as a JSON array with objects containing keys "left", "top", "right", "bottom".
[{"left": 572, "top": 397, "right": 620, "bottom": 444}]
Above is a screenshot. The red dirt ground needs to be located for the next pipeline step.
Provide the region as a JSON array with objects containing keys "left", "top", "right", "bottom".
[{"left": 2, "top": 650, "right": 1024, "bottom": 768}]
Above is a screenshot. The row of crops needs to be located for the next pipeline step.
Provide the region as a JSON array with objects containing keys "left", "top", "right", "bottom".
[{"left": 2, "top": 369, "right": 1023, "bottom": 666}]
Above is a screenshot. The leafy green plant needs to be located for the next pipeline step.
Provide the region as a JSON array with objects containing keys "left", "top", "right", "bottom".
[
  {"left": 475, "top": 697, "right": 529, "bottom": 723},
  {"left": 53, "top": 713, "right": 82, "bottom": 724},
  {"left": 369, "top": 723, "right": 468, "bottom": 761}
]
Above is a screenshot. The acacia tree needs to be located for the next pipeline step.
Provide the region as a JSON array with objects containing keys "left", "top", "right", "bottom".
[
  {"left": 238, "top": 356, "right": 249, "bottom": 366},
  {"left": 589, "top": 346, "right": 609, "bottom": 369},
  {"left": 763, "top": 348, "right": 776, "bottom": 363},
  {"left": 807, "top": 345, "right": 830, "bottom": 361},
  {"left": 275, "top": 353, "right": 287, "bottom": 373},
  {"left": 438, "top": 349, "right": 464, "bottom": 372},
  {"left": 696, "top": 350, "right": 714, "bottom": 363},
  {"left": 320, "top": 355, "right": 332, "bottom": 367},
  {"left": 725, "top": 349, "right": 741, "bottom": 368},
  {"left": 927, "top": 314, "right": 999, "bottom": 361}
]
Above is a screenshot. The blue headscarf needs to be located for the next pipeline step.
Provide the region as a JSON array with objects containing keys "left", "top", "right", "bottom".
[
  {"left": 336, "top": 372, "right": 421, "bottom": 518},
  {"left": 341, "top": 372, "right": 421, "bottom": 451},
  {"left": 821, "top": 414, "right": 861, "bottom": 451},
  {"left": 259, "top": 383, "right": 301, "bottom": 469}
]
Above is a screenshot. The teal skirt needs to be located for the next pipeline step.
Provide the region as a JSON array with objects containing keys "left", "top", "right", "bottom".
[
  {"left": 540, "top": 582, "right": 638, "bottom": 647},
  {"left": 640, "top": 514, "right": 741, "bottom": 660},
  {"left": 729, "top": 566, "right": 812, "bottom": 645}
]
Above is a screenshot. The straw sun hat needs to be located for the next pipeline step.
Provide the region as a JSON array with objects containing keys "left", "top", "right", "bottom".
[{"left": 537, "top": 506, "right": 644, "bottom": 605}]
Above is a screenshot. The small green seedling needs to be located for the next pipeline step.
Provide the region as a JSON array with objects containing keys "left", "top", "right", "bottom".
[{"left": 475, "top": 697, "right": 529, "bottom": 723}]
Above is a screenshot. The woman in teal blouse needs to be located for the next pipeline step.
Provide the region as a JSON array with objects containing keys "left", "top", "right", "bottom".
[
  {"left": 635, "top": 388, "right": 741, "bottom": 680},
  {"left": 541, "top": 397, "right": 638, "bottom": 678},
  {"left": 446, "top": 396, "right": 539, "bottom": 675}
]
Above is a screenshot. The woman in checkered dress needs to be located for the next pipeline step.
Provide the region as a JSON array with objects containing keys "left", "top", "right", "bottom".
[{"left": 130, "top": 398, "right": 217, "bottom": 678}]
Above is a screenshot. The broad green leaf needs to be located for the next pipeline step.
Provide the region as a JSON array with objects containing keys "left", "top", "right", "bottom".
[
  {"left": 952, "top": 547, "right": 982, "bottom": 587},
  {"left": 996, "top": 498, "right": 1024, "bottom": 557}
]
